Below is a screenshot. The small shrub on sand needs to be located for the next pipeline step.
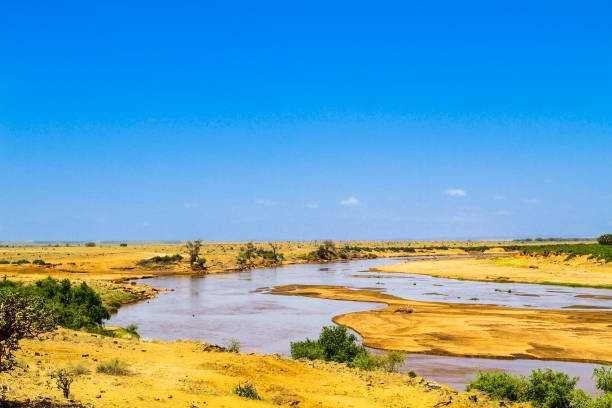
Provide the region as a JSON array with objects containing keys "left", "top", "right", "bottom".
[
  {"left": 225, "top": 338, "right": 241, "bottom": 352},
  {"left": 232, "top": 381, "right": 260, "bottom": 400},
  {"left": 67, "top": 361, "right": 90, "bottom": 376},
  {"left": 50, "top": 368, "right": 74, "bottom": 398},
  {"left": 96, "top": 359, "right": 130, "bottom": 376}
]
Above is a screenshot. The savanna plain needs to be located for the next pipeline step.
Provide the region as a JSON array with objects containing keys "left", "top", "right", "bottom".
[{"left": 2, "top": 239, "right": 612, "bottom": 408}]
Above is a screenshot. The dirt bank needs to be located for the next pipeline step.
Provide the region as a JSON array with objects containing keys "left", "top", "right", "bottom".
[{"left": 4, "top": 328, "right": 515, "bottom": 408}]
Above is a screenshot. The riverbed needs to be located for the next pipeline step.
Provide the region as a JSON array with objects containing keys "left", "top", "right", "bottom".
[{"left": 108, "top": 257, "right": 611, "bottom": 393}]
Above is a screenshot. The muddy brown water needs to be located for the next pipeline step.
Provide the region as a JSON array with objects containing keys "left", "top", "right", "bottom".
[{"left": 108, "top": 257, "right": 611, "bottom": 394}]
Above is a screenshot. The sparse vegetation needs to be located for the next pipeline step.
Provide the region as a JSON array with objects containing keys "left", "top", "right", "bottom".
[
  {"left": 124, "top": 324, "right": 140, "bottom": 338},
  {"left": 84, "top": 242, "right": 96, "bottom": 247},
  {"left": 232, "top": 381, "right": 261, "bottom": 400},
  {"left": 96, "top": 359, "right": 130, "bottom": 376}
]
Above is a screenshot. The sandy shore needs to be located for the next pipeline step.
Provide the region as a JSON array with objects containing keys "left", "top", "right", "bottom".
[
  {"left": 268, "top": 285, "right": 612, "bottom": 364},
  {"left": 372, "top": 256, "right": 612, "bottom": 288}
]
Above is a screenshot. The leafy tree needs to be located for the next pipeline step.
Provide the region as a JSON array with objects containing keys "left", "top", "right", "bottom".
[
  {"left": 0, "top": 289, "right": 55, "bottom": 372},
  {"left": 236, "top": 241, "right": 257, "bottom": 269},
  {"left": 598, "top": 234, "right": 612, "bottom": 245},
  {"left": 466, "top": 371, "right": 528, "bottom": 401},
  {"left": 185, "top": 239, "right": 203, "bottom": 267}
]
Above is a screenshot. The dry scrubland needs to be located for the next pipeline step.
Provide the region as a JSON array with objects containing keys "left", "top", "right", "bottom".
[
  {"left": 1, "top": 240, "right": 610, "bottom": 407},
  {"left": 6, "top": 329, "right": 513, "bottom": 408}
]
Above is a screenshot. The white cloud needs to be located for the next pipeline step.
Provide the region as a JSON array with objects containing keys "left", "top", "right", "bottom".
[
  {"left": 255, "top": 199, "right": 275, "bottom": 206},
  {"left": 521, "top": 198, "right": 541, "bottom": 204},
  {"left": 497, "top": 209, "right": 511, "bottom": 216},
  {"left": 445, "top": 189, "right": 467, "bottom": 197},
  {"left": 339, "top": 196, "right": 360, "bottom": 206},
  {"left": 183, "top": 203, "right": 199, "bottom": 209},
  {"left": 306, "top": 203, "right": 320, "bottom": 209},
  {"left": 493, "top": 195, "right": 506, "bottom": 201}
]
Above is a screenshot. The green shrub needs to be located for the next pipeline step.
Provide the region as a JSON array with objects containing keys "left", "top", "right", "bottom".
[
  {"left": 291, "top": 325, "right": 379, "bottom": 370},
  {"left": 348, "top": 350, "right": 381, "bottom": 371},
  {"left": 11, "top": 259, "right": 30, "bottom": 264},
  {"left": 407, "top": 370, "right": 417, "bottom": 378},
  {"left": 31, "top": 277, "right": 110, "bottom": 331},
  {"left": 96, "top": 359, "right": 130, "bottom": 376},
  {"left": 32, "top": 259, "right": 46, "bottom": 265},
  {"left": 290, "top": 339, "right": 326, "bottom": 360},
  {"left": 598, "top": 234, "right": 612, "bottom": 245},
  {"left": 594, "top": 366, "right": 612, "bottom": 393},
  {"left": 467, "top": 369, "right": 584, "bottom": 408},
  {"left": 125, "top": 324, "right": 140, "bottom": 338},
  {"left": 232, "top": 381, "right": 260, "bottom": 399},
  {"left": 466, "top": 371, "right": 528, "bottom": 401},
  {"left": 524, "top": 369, "right": 578, "bottom": 408},
  {"left": 119, "top": 243, "right": 128, "bottom": 247},
  {"left": 317, "top": 325, "right": 364, "bottom": 363},
  {"left": 226, "top": 338, "right": 241, "bottom": 353},
  {"left": 84, "top": 242, "right": 96, "bottom": 247},
  {"left": 0, "top": 260, "right": 9, "bottom": 264},
  {"left": 380, "top": 350, "right": 405, "bottom": 373}
]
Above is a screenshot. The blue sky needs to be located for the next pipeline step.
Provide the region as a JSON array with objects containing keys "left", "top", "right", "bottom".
[{"left": 1, "top": 1, "right": 611, "bottom": 241}]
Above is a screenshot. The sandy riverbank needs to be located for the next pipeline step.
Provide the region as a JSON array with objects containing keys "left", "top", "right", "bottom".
[
  {"left": 268, "top": 285, "right": 612, "bottom": 364},
  {"left": 372, "top": 256, "right": 612, "bottom": 288},
  {"left": 5, "top": 328, "right": 512, "bottom": 408}
]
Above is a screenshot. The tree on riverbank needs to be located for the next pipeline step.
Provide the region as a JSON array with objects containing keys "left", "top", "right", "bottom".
[
  {"left": 598, "top": 234, "right": 612, "bottom": 245},
  {"left": 0, "top": 288, "right": 56, "bottom": 371}
]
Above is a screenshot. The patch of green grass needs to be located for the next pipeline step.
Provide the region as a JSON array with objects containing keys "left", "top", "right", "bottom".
[{"left": 232, "top": 381, "right": 260, "bottom": 400}]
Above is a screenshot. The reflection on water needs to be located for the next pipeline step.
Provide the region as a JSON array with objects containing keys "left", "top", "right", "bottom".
[{"left": 108, "top": 257, "right": 611, "bottom": 394}]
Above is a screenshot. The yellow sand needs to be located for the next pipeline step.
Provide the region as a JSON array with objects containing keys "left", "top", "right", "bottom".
[
  {"left": 269, "top": 285, "right": 612, "bottom": 364},
  {"left": 373, "top": 256, "right": 612, "bottom": 288},
  {"left": 4, "top": 329, "right": 519, "bottom": 408}
]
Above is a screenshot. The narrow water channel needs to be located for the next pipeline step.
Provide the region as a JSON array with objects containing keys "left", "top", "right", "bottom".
[{"left": 108, "top": 257, "right": 611, "bottom": 394}]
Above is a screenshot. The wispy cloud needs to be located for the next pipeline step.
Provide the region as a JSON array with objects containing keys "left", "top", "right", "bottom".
[
  {"left": 493, "top": 195, "right": 506, "bottom": 201},
  {"left": 306, "top": 203, "right": 320, "bottom": 209},
  {"left": 521, "top": 198, "right": 541, "bottom": 204},
  {"left": 340, "top": 196, "right": 360, "bottom": 206},
  {"left": 445, "top": 189, "right": 467, "bottom": 197},
  {"left": 255, "top": 199, "right": 275, "bottom": 206}
]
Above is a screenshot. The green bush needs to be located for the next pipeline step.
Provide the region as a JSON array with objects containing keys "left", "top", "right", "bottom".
[
  {"left": 598, "top": 234, "right": 612, "bottom": 245},
  {"left": 119, "top": 243, "right": 128, "bottom": 247},
  {"left": 291, "top": 325, "right": 383, "bottom": 371},
  {"left": 348, "top": 350, "right": 381, "bottom": 371},
  {"left": 31, "top": 277, "right": 110, "bottom": 330},
  {"left": 467, "top": 369, "right": 588, "bottom": 408},
  {"left": 32, "top": 259, "right": 46, "bottom": 265},
  {"left": 96, "top": 359, "right": 130, "bottom": 376},
  {"left": 466, "top": 371, "right": 528, "bottom": 401},
  {"left": 594, "top": 366, "right": 612, "bottom": 393},
  {"left": 524, "top": 369, "right": 578, "bottom": 408},
  {"left": 0, "top": 260, "right": 9, "bottom": 264},
  {"left": 290, "top": 339, "right": 326, "bottom": 360},
  {"left": 11, "top": 259, "right": 30, "bottom": 264},
  {"left": 50, "top": 368, "right": 74, "bottom": 398},
  {"left": 232, "top": 381, "right": 260, "bottom": 400}
]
